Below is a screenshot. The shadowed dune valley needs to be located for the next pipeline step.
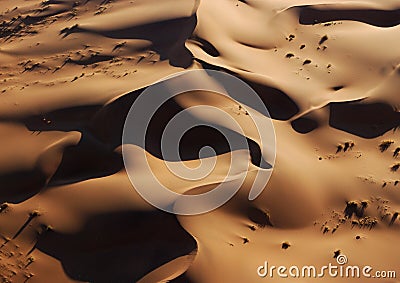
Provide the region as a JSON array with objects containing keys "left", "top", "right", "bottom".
[{"left": 0, "top": 0, "right": 400, "bottom": 282}]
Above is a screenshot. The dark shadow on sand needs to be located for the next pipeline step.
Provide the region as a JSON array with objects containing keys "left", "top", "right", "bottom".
[
  {"left": 60, "top": 15, "right": 198, "bottom": 68},
  {"left": 329, "top": 100, "right": 399, "bottom": 138},
  {"left": 36, "top": 210, "right": 197, "bottom": 283},
  {"left": 299, "top": 6, "right": 400, "bottom": 27}
]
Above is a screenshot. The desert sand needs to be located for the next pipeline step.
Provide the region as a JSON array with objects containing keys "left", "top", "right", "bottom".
[{"left": 0, "top": 0, "right": 399, "bottom": 282}]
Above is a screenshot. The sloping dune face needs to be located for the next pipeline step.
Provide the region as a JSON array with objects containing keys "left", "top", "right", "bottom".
[{"left": 0, "top": 0, "right": 399, "bottom": 282}]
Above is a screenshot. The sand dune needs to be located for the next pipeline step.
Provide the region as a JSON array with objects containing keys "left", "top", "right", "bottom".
[{"left": 0, "top": 0, "right": 399, "bottom": 282}]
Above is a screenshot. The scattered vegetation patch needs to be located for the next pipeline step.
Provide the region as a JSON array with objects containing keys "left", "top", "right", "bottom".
[
  {"left": 390, "top": 163, "right": 400, "bottom": 172},
  {"left": 0, "top": 203, "right": 9, "bottom": 213},
  {"left": 379, "top": 140, "right": 394, "bottom": 152},
  {"left": 319, "top": 35, "right": 328, "bottom": 45},
  {"left": 332, "top": 86, "right": 344, "bottom": 91},
  {"left": 393, "top": 147, "right": 400, "bottom": 158}
]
